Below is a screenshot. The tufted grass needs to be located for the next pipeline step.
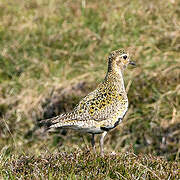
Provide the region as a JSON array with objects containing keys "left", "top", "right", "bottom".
[
  {"left": 0, "top": 149, "right": 179, "bottom": 179},
  {"left": 0, "top": 0, "right": 180, "bottom": 178}
]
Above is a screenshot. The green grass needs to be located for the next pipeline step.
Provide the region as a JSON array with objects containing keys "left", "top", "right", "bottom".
[{"left": 0, "top": 0, "right": 180, "bottom": 178}]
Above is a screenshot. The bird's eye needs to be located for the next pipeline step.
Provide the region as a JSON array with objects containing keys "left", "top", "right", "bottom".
[{"left": 123, "top": 55, "right": 127, "bottom": 60}]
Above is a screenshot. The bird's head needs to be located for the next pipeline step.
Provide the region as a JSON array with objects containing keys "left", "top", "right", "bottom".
[{"left": 108, "top": 49, "right": 135, "bottom": 72}]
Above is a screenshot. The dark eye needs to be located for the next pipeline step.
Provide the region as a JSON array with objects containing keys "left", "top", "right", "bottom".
[{"left": 123, "top": 55, "right": 127, "bottom": 60}]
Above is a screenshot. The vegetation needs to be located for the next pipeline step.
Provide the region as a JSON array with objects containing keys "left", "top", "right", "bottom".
[
  {"left": 1, "top": 150, "right": 179, "bottom": 179},
  {"left": 0, "top": 0, "right": 179, "bottom": 179}
]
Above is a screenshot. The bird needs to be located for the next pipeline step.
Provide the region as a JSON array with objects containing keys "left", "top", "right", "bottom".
[{"left": 40, "top": 49, "right": 135, "bottom": 156}]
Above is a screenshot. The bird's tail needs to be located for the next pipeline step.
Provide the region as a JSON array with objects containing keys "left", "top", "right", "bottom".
[{"left": 39, "top": 112, "right": 76, "bottom": 131}]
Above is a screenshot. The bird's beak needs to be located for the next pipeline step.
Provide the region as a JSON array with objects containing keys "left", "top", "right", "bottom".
[{"left": 129, "top": 61, "right": 136, "bottom": 66}]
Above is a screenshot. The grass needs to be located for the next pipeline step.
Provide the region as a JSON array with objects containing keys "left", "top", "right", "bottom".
[
  {"left": 0, "top": 0, "right": 180, "bottom": 178},
  {"left": 0, "top": 149, "right": 179, "bottom": 179}
]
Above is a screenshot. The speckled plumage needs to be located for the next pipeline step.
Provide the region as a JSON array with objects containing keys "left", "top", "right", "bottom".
[{"left": 40, "top": 49, "right": 135, "bottom": 156}]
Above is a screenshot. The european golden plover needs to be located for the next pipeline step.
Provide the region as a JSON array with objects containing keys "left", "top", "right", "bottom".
[{"left": 40, "top": 49, "right": 135, "bottom": 156}]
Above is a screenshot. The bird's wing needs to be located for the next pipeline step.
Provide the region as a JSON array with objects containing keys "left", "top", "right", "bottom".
[
  {"left": 40, "top": 83, "right": 128, "bottom": 129},
  {"left": 73, "top": 82, "right": 128, "bottom": 121}
]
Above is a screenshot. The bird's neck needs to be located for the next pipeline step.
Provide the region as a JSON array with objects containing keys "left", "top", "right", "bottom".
[{"left": 105, "top": 67, "right": 126, "bottom": 92}]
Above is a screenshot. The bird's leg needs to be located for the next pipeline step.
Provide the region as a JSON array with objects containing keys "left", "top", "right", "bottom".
[
  {"left": 100, "top": 131, "right": 107, "bottom": 156},
  {"left": 91, "top": 134, "right": 96, "bottom": 154}
]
